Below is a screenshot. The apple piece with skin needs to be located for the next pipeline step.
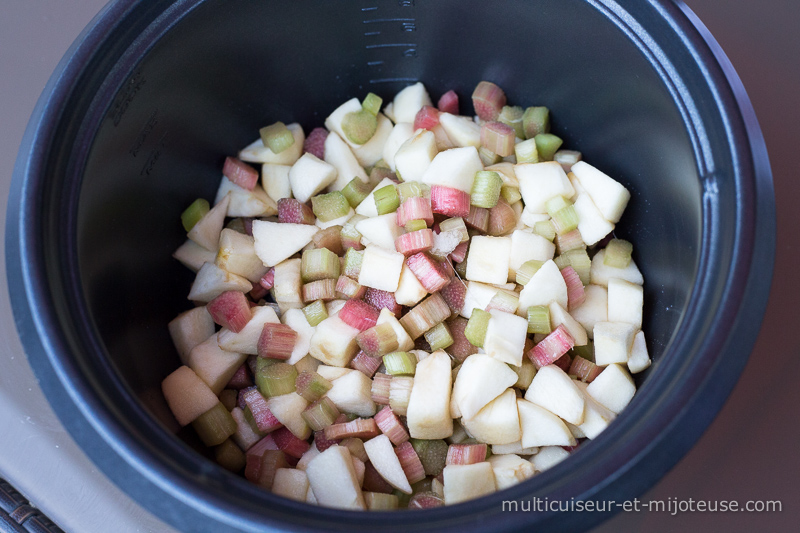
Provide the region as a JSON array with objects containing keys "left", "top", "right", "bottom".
[
  {"left": 590, "top": 249, "right": 644, "bottom": 287},
  {"left": 524, "top": 364, "right": 585, "bottom": 425},
  {"left": 271, "top": 258, "right": 304, "bottom": 311},
  {"left": 216, "top": 229, "right": 269, "bottom": 283},
  {"left": 168, "top": 306, "right": 215, "bottom": 364},
  {"left": 394, "top": 129, "right": 437, "bottom": 183},
  {"left": 585, "top": 363, "right": 636, "bottom": 414},
  {"left": 487, "top": 453, "right": 536, "bottom": 490},
  {"left": 515, "top": 161, "right": 575, "bottom": 214},
  {"left": 465, "top": 235, "right": 512, "bottom": 285},
  {"left": 451, "top": 353, "right": 518, "bottom": 421},
  {"left": 442, "top": 462, "right": 496, "bottom": 505},
  {"left": 161, "top": 365, "right": 220, "bottom": 426},
  {"left": 607, "top": 278, "right": 644, "bottom": 329},
  {"left": 308, "top": 315, "right": 361, "bottom": 367},
  {"left": 406, "top": 350, "right": 453, "bottom": 440},
  {"left": 548, "top": 301, "right": 589, "bottom": 347},
  {"left": 215, "top": 177, "right": 278, "bottom": 218},
  {"left": 324, "top": 369, "right": 377, "bottom": 417},
  {"left": 187, "top": 194, "right": 230, "bottom": 251},
  {"left": 570, "top": 284, "right": 608, "bottom": 339},
  {"left": 217, "top": 305, "right": 280, "bottom": 355},
  {"left": 288, "top": 153, "right": 338, "bottom": 204},
  {"left": 570, "top": 161, "right": 630, "bottom": 223},
  {"left": 461, "top": 388, "right": 521, "bottom": 445},
  {"left": 251, "top": 220, "right": 319, "bottom": 268},
  {"left": 272, "top": 468, "right": 309, "bottom": 502},
  {"left": 186, "top": 335, "right": 247, "bottom": 395},
  {"left": 531, "top": 446, "right": 570, "bottom": 472},
  {"left": 517, "top": 259, "right": 568, "bottom": 313},
  {"left": 305, "top": 445, "right": 366, "bottom": 510},
  {"left": 419, "top": 146, "right": 483, "bottom": 193},
  {"left": 266, "top": 392, "right": 311, "bottom": 440},
  {"left": 324, "top": 131, "right": 369, "bottom": 191},
  {"left": 483, "top": 309, "right": 528, "bottom": 366},
  {"left": 382, "top": 122, "right": 415, "bottom": 171},
  {"left": 437, "top": 113, "right": 481, "bottom": 148},
  {"left": 261, "top": 163, "right": 292, "bottom": 202},
  {"left": 238, "top": 123, "right": 305, "bottom": 165},
  {"left": 174, "top": 239, "right": 217, "bottom": 272},
  {"left": 593, "top": 321, "right": 636, "bottom": 366},
  {"left": 188, "top": 262, "right": 252, "bottom": 303},
  {"left": 517, "top": 398, "right": 576, "bottom": 448}
]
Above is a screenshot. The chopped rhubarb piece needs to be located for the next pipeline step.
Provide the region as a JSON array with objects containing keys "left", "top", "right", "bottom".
[
  {"left": 408, "top": 491, "right": 445, "bottom": 509},
  {"left": 249, "top": 283, "right": 269, "bottom": 301},
  {"left": 437, "top": 89, "right": 459, "bottom": 115},
  {"left": 395, "top": 229, "right": 434, "bottom": 256},
  {"left": 364, "top": 288, "right": 402, "bottom": 317},
  {"left": 356, "top": 322, "right": 399, "bottom": 358},
  {"left": 207, "top": 290, "right": 251, "bottom": 333},
  {"left": 222, "top": 156, "right": 259, "bottom": 191},
  {"left": 487, "top": 198, "right": 517, "bottom": 236},
  {"left": 324, "top": 418, "right": 380, "bottom": 440},
  {"left": 528, "top": 325, "right": 576, "bottom": 369},
  {"left": 350, "top": 350, "right": 382, "bottom": 377},
  {"left": 256, "top": 449, "right": 289, "bottom": 489},
  {"left": 371, "top": 373, "right": 392, "bottom": 405},
  {"left": 244, "top": 435, "right": 279, "bottom": 482},
  {"left": 553, "top": 352, "right": 572, "bottom": 372},
  {"left": 302, "top": 279, "right": 337, "bottom": 302},
  {"left": 561, "top": 266, "right": 587, "bottom": 310},
  {"left": 406, "top": 253, "right": 451, "bottom": 293},
  {"left": 396, "top": 197, "right": 434, "bottom": 228},
  {"left": 363, "top": 461, "right": 395, "bottom": 494},
  {"left": 259, "top": 268, "right": 275, "bottom": 291},
  {"left": 257, "top": 323, "right": 298, "bottom": 360},
  {"left": 399, "top": 293, "right": 452, "bottom": 339},
  {"left": 295, "top": 371, "right": 332, "bottom": 402},
  {"left": 271, "top": 426, "right": 311, "bottom": 459},
  {"left": 569, "top": 355, "right": 602, "bottom": 383},
  {"left": 374, "top": 406, "right": 410, "bottom": 445},
  {"left": 430, "top": 185, "right": 471, "bottom": 218},
  {"left": 480, "top": 122, "right": 516, "bottom": 158},
  {"left": 339, "top": 299, "right": 381, "bottom": 331},
  {"left": 240, "top": 387, "right": 283, "bottom": 433},
  {"left": 413, "top": 105, "right": 440, "bottom": 130},
  {"left": 278, "top": 198, "right": 315, "bottom": 225},
  {"left": 335, "top": 275, "right": 367, "bottom": 300},
  {"left": 395, "top": 441, "right": 426, "bottom": 484},
  {"left": 303, "top": 127, "right": 328, "bottom": 159},
  {"left": 446, "top": 317, "right": 478, "bottom": 362},
  {"left": 439, "top": 279, "right": 467, "bottom": 315},
  {"left": 448, "top": 241, "right": 469, "bottom": 263},
  {"left": 472, "top": 81, "right": 506, "bottom": 121},
  {"left": 226, "top": 363, "right": 253, "bottom": 390},
  {"left": 312, "top": 225, "right": 344, "bottom": 255},
  {"left": 464, "top": 205, "right": 490, "bottom": 233},
  {"left": 446, "top": 443, "right": 487, "bottom": 465},
  {"left": 313, "top": 429, "right": 340, "bottom": 452}
]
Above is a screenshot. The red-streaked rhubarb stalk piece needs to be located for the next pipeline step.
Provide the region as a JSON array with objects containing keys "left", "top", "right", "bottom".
[
  {"left": 356, "top": 322, "right": 399, "bottom": 358},
  {"left": 301, "top": 397, "right": 340, "bottom": 431},
  {"left": 271, "top": 426, "right": 311, "bottom": 459},
  {"left": 395, "top": 229, "right": 434, "bottom": 256},
  {"left": 437, "top": 89, "right": 459, "bottom": 115},
  {"left": 364, "top": 288, "right": 402, "bottom": 317},
  {"left": 302, "top": 279, "right": 337, "bottom": 302},
  {"left": 430, "top": 185, "right": 471, "bottom": 218},
  {"left": 339, "top": 299, "right": 381, "bottom": 331},
  {"left": 303, "top": 127, "right": 328, "bottom": 159},
  {"left": 569, "top": 355, "right": 602, "bottom": 383},
  {"left": 374, "top": 406, "right": 410, "bottom": 445},
  {"left": 406, "top": 253, "right": 451, "bottom": 293},
  {"left": 244, "top": 435, "right": 279, "bottom": 482},
  {"left": 324, "top": 418, "right": 380, "bottom": 441},
  {"left": 257, "top": 323, "right": 298, "bottom": 360},
  {"left": 222, "top": 156, "right": 259, "bottom": 191},
  {"left": 207, "top": 290, "right": 251, "bottom": 333},
  {"left": 256, "top": 450, "right": 289, "bottom": 489},
  {"left": 399, "top": 293, "right": 452, "bottom": 339},
  {"left": 313, "top": 429, "right": 340, "bottom": 452},
  {"left": 446, "top": 443, "right": 488, "bottom": 465},
  {"left": 363, "top": 461, "right": 395, "bottom": 494},
  {"left": 487, "top": 198, "right": 517, "bottom": 236},
  {"left": 408, "top": 492, "right": 445, "bottom": 509},
  {"left": 350, "top": 349, "right": 382, "bottom": 377},
  {"left": 396, "top": 197, "right": 434, "bottom": 228},
  {"left": 277, "top": 198, "right": 315, "bottom": 225},
  {"left": 371, "top": 372, "right": 392, "bottom": 405},
  {"left": 480, "top": 122, "right": 516, "bottom": 157},
  {"left": 295, "top": 371, "right": 332, "bottom": 402},
  {"left": 226, "top": 364, "right": 253, "bottom": 390},
  {"left": 553, "top": 352, "right": 572, "bottom": 372},
  {"left": 464, "top": 205, "right": 490, "bottom": 233},
  {"left": 240, "top": 387, "right": 282, "bottom": 433},
  {"left": 259, "top": 268, "right": 275, "bottom": 291},
  {"left": 335, "top": 275, "right": 366, "bottom": 300},
  {"left": 561, "top": 266, "right": 586, "bottom": 310},
  {"left": 395, "top": 441, "right": 426, "bottom": 484},
  {"left": 312, "top": 225, "right": 344, "bottom": 256},
  {"left": 413, "top": 105, "right": 440, "bottom": 130},
  {"left": 249, "top": 283, "right": 269, "bottom": 301},
  {"left": 528, "top": 325, "right": 576, "bottom": 369},
  {"left": 446, "top": 317, "right": 478, "bottom": 362},
  {"left": 472, "top": 81, "right": 507, "bottom": 121},
  {"left": 448, "top": 241, "right": 469, "bottom": 264},
  {"left": 439, "top": 280, "right": 467, "bottom": 315}
]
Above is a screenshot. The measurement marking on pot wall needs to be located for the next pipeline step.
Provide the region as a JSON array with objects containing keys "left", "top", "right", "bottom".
[{"left": 362, "top": 3, "right": 419, "bottom": 85}]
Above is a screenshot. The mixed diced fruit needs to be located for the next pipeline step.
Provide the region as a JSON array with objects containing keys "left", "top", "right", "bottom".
[{"left": 165, "top": 80, "right": 650, "bottom": 510}]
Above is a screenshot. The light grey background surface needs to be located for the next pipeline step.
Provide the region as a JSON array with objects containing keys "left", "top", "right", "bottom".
[{"left": 0, "top": 1, "right": 796, "bottom": 532}]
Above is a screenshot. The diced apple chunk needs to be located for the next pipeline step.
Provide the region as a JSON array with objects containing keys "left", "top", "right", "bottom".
[
  {"left": 282, "top": 308, "right": 315, "bottom": 365},
  {"left": 353, "top": 113, "right": 394, "bottom": 167},
  {"left": 452, "top": 354, "right": 518, "bottom": 420},
  {"left": 324, "top": 131, "right": 368, "bottom": 191},
  {"left": 590, "top": 249, "right": 644, "bottom": 287},
  {"left": 572, "top": 189, "right": 615, "bottom": 246},
  {"left": 355, "top": 213, "right": 403, "bottom": 251},
  {"left": 524, "top": 365, "right": 585, "bottom": 425},
  {"left": 382, "top": 123, "right": 415, "bottom": 171},
  {"left": 487, "top": 454, "right": 536, "bottom": 490},
  {"left": 573, "top": 381, "right": 617, "bottom": 439},
  {"left": 508, "top": 230, "right": 555, "bottom": 278},
  {"left": 548, "top": 302, "right": 588, "bottom": 347},
  {"left": 173, "top": 240, "right": 217, "bottom": 272},
  {"left": 515, "top": 162, "right": 575, "bottom": 214},
  {"left": 216, "top": 228, "right": 269, "bottom": 283},
  {"left": 406, "top": 350, "right": 453, "bottom": 439},
  {"left": 217, "top": 305, "right": 280, "bottom": 354},
  {"left": 261, "top": 163, "right": 292, "bottom": 202},
  {"left": 325, "top": 370, "right": 377, "bottom": 417},
  {"left": 394, "top": 129, "right": 437, "bottom": 182},
  {"left": 288, "top": 153, "right": 338, "bottom": 204},
  {"left": 267, "top": 392, "right": 311, "bottom": 440},
  {"left": 461, "top": 388, "right": 521, "bottom": 445},
  {"left": 390, "top": 82, "right": 432, "bottom": 124},
  {"left": 437, "top": 113, "right": 481, "bottom": 148},
  {"left": 358, "top": 245, "right": 404, "bottom": 293},
  {"left": 593, "top": 321, "right": 636, "bottom": 366},
  {"left": 376, "top": 308, "right": 414, "bottom": 351},
  {"left": 585, "top": 363, "right": 636, "bottom": 414},
  {"left": 188, "top": 262, "right": 252, "bottom": 303},
  {"left": 161, "top": 365, "right": 220, "bottom": 426},
  {"left": 570, "top": 285, "right": 608, "bottom": 339},
  {"left": 308, "top": 315, "right": 361, "bottom": 367},
  {"left": 305, "top": 445, "right": 366, "bottom": 510},
  {"left": 394, "top": 264, "right": 428, "bottom": 307},
  {"left": 215, "top": 178, "right": 277, "bottom": 217},
  {"left": 483, "top": 309, "right": 528, "bottom": 366},
  {"left": 419, "top": 146, "right": 483, "bottom": 193},
  {"left": 251, "top": 220, "right": 319, "bottom": 268},
  {"left": 364, "top": 434, "right": 412, "bottom": 494},
  {"left": 186, "top": 335, "right": 247, "bottom": 395},
  {"left": 517, "top": 259, "right": 568, "bottom": 313},
  {"left": 531, "top": 446, "right": 570, "bottom": 472},
  {"left": 355, "top": 177, "right": 397, "bottom": 217},
  {"left": 491, "top": 441, "right": 539, "bottom": 456},
  {"left": 459, "top": 281, "right": 501, "bottom": 319},
  {"left": 466, "top": 235, "right": 512, "bottom": 285},
  {"left": 238, "top": 123, "right": 305, "bottom": 165},
  {"left": 325, "top": 98, "right": 364, "bottom": 146},
  {"left": 570, "top": 161, "right": 630, "bottom": 223},
  {"left": 442, "top": 462, "right": 496, "bottom": 505},
  {"left": 517, "top": 398, "right": 576, "bottom": 448},
  {"left": 627, "top": 330, "right": 651, "bottom": 374},
  {"left": 607, "top": 278, "right": 644, "bottom": 329},
  {"left": 168, "top": 306, "right": 215, "bottom": 364},
  {"left": 187, "top": 194, "right": 230, "bottom": 251},
  {"left": 271, "top": 258, "right": 303, "bottom": 310},
  {"left": 272, "top": 468, "right": 309, "bottom": 502}
]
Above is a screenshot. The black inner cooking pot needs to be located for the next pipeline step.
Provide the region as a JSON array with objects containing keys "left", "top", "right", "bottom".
[{"left": 6, "top": 0, "right": 774, "bottom": 531}]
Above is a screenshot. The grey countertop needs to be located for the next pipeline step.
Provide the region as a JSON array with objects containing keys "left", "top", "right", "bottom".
[{"left": 1, "top": 1, "right": 797, "bottom": 532}]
